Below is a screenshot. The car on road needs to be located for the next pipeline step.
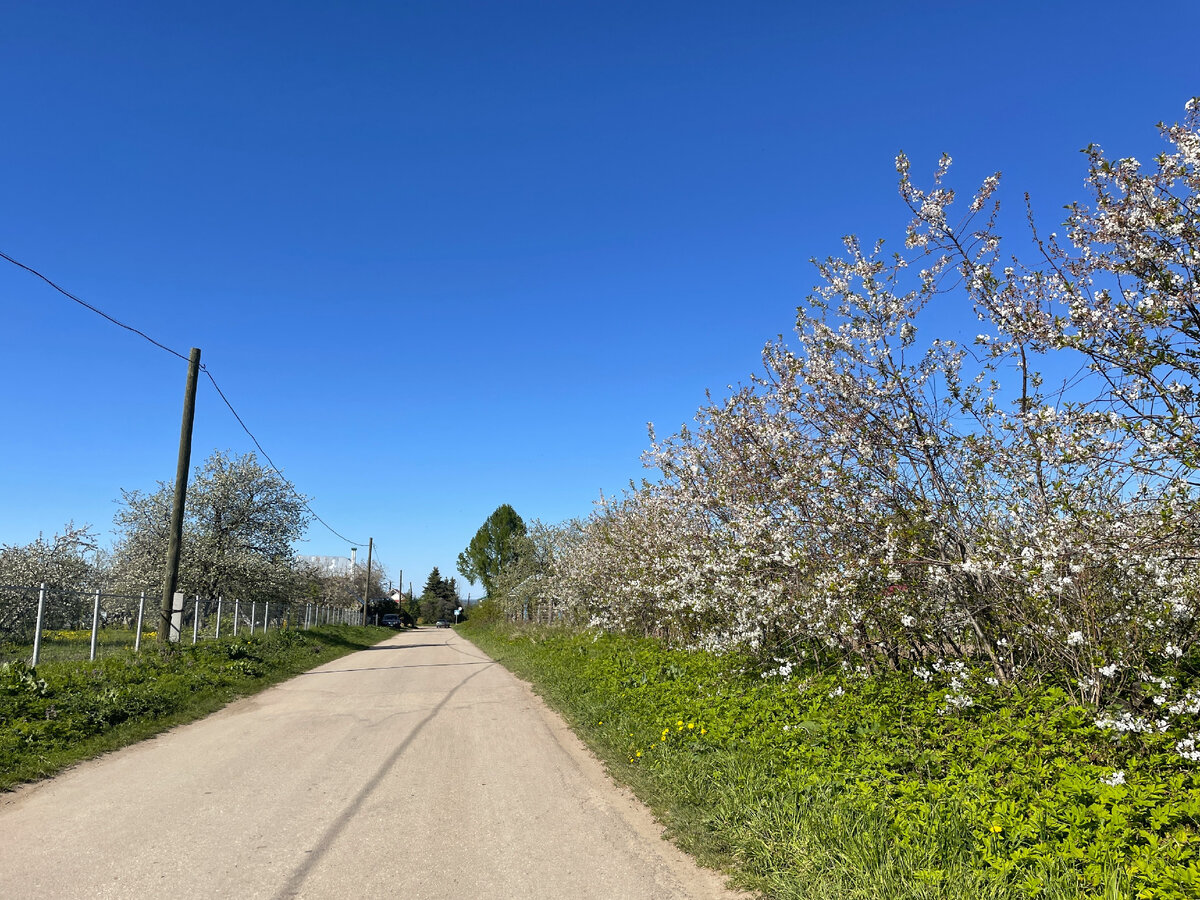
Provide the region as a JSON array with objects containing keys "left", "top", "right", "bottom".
[
  {"left": 381, "top": 614, "right": 402, "bottom": 628},
  {"left": 435, "top": 620, "right": 450, "bottom": 628}
]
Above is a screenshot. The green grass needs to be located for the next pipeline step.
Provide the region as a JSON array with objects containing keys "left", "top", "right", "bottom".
[
  {"left": 1, "top": 613, "right": 313, "bottom": 665},
  {"left": 459, "top": 621, "right": 1200, "bottom": 900},
  {"left": 0, "top": 624, "right": 392, "bottom": 790},
  {"left": 2, "top": 628, "right": 144, "bottom": 665}
]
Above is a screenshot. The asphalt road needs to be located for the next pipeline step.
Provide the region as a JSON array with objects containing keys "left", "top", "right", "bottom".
[{"left": 0, "top": 627, "right": 744, "bottom": 900}]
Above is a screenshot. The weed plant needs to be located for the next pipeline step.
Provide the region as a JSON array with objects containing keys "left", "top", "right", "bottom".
[
  {"left": 0, "top": 625, "right": 391, "bottom": 789},
  {"left": 460, "top": 621, "right": 1200, "bottom": 900}
]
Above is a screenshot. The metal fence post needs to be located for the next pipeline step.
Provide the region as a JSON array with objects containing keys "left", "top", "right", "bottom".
[
  {"left": 135, "top": 593, "right": 145, "bottom": 653},
  {"left": 193, "top": 596, "right": 200, "bottom": 645},
  {"left": 31, "top": 583, "right": 47, "bottom": 666},
  {"left": 215, "top": 596, "right": 223, "bottom": 640},
  {"left": 89, "top": 588, "right": 102, "bottom": 661},
  {"left": 233, "top": 599, "right": 240, "bottom": 636},
  {"left": 264, "top": 602, "right": 270, "bottom": 635},
  {"left": 250, "top": 600, "right": 256, "bottom": 635}
]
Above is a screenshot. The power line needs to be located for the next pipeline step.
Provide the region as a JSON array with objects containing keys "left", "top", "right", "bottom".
[
  {"left": 0, "top": 250, "right": 190, "bottom": 362},
  {"left": 3, "top": 248, "right": 367, "bottom": 548},
  {"left": 202, "top": 369, "right": 366, "bottom": 546}
]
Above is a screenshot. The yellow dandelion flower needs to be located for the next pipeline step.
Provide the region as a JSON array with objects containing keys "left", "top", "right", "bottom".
[
  {"left": 636, "top": 750, "right": 642, "bottom": 757},
  {"left": 687, "top": 722, "right": 695, "bottom": 730},
  {"left": 990, "top": 824, "right": 1003, "bottom": 834}
]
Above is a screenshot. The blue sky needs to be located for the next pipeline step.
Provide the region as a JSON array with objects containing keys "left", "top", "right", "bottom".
[{"left": 2, "top": 1, "right": 1197, "bottom": 596}]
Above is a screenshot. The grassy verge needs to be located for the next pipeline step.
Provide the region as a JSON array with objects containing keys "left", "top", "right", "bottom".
[
  {"left": 459, "top": 621, "right": 1200, "bottom": 900},
  {"left": 0, "top": 625, "right": 392, "bottom": 790},
  {"left": 1, "top": 628, "right": 144, "bottom": 665}
]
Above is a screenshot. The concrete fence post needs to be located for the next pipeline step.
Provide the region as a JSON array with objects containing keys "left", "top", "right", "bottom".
[
  {"left": 134, "top": 593, "right": 146, "bottom": 653},
  {"left": 89, "top": 589, "right": 102, "bottom": 661},
  {"left": 31, "top": 583, "right": 47, "bottom": 666}
]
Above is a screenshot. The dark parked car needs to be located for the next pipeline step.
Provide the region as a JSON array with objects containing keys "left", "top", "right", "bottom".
[
  {"left": 381, "top": 614, "right": 402, "bottom": 629},
  {"left": 435, "top": 620, "right": 450, "bottom": 628}
]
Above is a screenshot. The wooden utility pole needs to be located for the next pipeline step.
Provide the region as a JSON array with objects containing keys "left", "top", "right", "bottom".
[
  {"left": 361, "top": 537, "right": 373, "bottom": 625},
  {"left": 160, "top": 347, "right": 201, "bottom": 643}
]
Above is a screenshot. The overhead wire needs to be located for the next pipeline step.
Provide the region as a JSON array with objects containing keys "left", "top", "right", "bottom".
[
  {"left": 2, "top": 248, "right": 366, "bottom": 547},
  {"left": 0, "top": 250, "right": 191, "bottom": 362},
  {"left": 202, "top": 368, "right": 366, "bottom": 545}
]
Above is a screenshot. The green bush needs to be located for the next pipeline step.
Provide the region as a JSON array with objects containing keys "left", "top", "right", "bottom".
[{"left": 461, "top": 622, "right": 1200, "bottom": 899}]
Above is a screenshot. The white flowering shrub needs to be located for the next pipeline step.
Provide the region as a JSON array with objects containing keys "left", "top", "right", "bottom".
[{"left": 539, "top": 102, "right": 1200, "bottom": 756}]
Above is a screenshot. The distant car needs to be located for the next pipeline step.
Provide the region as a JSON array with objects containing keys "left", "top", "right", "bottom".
[
  {"left": 381, "top": 614, "right": 402, "bottom": 629},
  {"left": 435, "top": 620, "right": 450, "bottom": 628}
]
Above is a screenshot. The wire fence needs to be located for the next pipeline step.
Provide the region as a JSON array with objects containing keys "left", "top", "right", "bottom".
[{"left": 0, "top": 584, "right": 365, "bottom": 666}]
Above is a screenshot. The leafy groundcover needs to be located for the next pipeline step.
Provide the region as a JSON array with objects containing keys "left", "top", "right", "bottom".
[
  {"left": 0, "top": 625, "right": 389, "bottom": 790},
  {"left": 460, "top": 622, "right": 1200, "bottom": 900}
]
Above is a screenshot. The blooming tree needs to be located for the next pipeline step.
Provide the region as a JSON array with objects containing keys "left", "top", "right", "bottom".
[
  {"left": 541, "top": 101, "right": 1200, "bottom": 752},
  {"left": 111, "top": 450, "right": 311, "bottom": 605},
  {"left": 0, "top": 523, "right": 98, "bottom": 637}
]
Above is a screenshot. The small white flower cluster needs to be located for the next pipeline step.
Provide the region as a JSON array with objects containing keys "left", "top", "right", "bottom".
[
  {"left": 923, "top": 659, "right": 975, "bottom": 713},
  {"left": 761, "top": 658, "right": 795, "bottom": 680},
  {"left": 1168, "top": 689, "right": 1200, "bottom": 717},
  {"left": 941, "top": 689, "right": 975, "bottom": 713},
  {"left": 1094, "top": 711, "right": 1158, "bottom": 734},
  {"left": 1094, "top": 715, "right": 1166, "bottom": 734},
  {"left": 1100, "top": 770, "right": 1126, "bottom": 787},
  {"left": 1176, "top": 735, "right": 1200, "bottom": 762}
]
